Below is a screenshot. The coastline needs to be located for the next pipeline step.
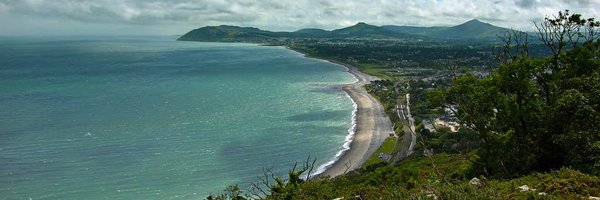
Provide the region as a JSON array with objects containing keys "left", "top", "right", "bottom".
[
  {"left": 287, "top": 47, "right": 394, "bottom": 178},
  {"left": 175, "top": 42, "right": 394, "bottom": 179},
  {"left": 317, "top": 62, "right": 393, "bottom": 178}
]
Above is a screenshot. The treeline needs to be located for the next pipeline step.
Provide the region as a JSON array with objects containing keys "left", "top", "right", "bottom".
[
  {"left": 429, "top": 10, "right": 600, "bottom": 177},
  {"left": 290, "top": 41, "right": 499, "bottom": 71}
]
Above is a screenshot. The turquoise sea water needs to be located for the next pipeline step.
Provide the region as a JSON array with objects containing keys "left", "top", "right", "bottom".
[{"left": 0, "top": 36, "right": 355, "bottom": 199}]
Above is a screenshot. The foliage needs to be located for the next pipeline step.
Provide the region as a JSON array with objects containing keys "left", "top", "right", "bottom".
[
  {"left": 420, "top": 127, "right": 479, "bottom": 153},
  {"left": 365, "top": 80, "right": 403, "bottom": 134},
  {"left": 206, "top": 185, "right": 248, "bottom": 200},
  {"left": 429, "top": 11, "right": 600, "bottom": 177},
  {"left": 249, "top": 158, "right": 317, "bottom": 200},
  {"left": 272, "top": 153, "right": 473, "bottom": 199},
  {"left": 209, "top": 154, "right": 599, "bottom": 199},
  {"left": 433, "top": 167, "right": 600, "bottom": 199}
]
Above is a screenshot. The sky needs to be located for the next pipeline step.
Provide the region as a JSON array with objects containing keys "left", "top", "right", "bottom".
[{"left": 0, "top": 0, "right": 599, "bottom": 36}]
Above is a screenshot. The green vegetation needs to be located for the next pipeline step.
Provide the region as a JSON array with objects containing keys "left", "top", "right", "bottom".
[
  {"left": 178, "top": 19, "right": 514, "bottom": 43},
  {"left": 286, "top": 46, "right": 392, "bottom": 78},
  {"left": 205, "top": 10, "right": 600, "bottom": 199},
  {"left": 209, "top": 154, "right": 599, "bottom": 199},
  {"left": 365, "top": 80, "right": 402, "bottom": 129},
  {"left": 177, "top": 25, "right": 281, "bottom": 43},
  {"left": 384, "top": 19, "right": 512, "bottom": 41},
  {"left": 429, "top": 10, "right": 600, "bottom": 177},
  {"left": 353, "top": 63, "right": 391, "bottom": 79},
  {"left": 361, "top": 137, "right": 398, "bottom": 169}
]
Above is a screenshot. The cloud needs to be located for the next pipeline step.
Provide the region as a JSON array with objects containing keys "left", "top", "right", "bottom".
[
  {"left": 0, "top": 0, "right": 598, "bottom": 35},
  {"left": 516, "top": 0, "right": 539, "bottom": 8},
  {"left": 3, "top": 0, "right": 182, "bottom": 23},
  {"left": 0, "top": 2, "right": 8, "bottom": 14}
]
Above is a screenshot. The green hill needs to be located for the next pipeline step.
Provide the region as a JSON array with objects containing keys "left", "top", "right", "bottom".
[
  {"left": 329, "top": 22, "right": 413, "bottom": 39},
  {"left": 383, "top": 19, "right": 515, "bottom": 41},
  {"left": 178, "top": 20, "right": 515, "bottom": 42},
  {"left": 177, "top": 25, "right": 281, "bottom": 43},
  {"left": 177, "top": 22, "right": 416, "bottom": 42},
  {"left": 434, "top": 19, "right": 513, "bottom": 40},
  {"left": 294, "top": 28, "right": 329, "bottom": 37}
]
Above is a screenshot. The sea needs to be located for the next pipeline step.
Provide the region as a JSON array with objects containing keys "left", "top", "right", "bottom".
[{"left": 0, "top": 36, "right": 356, "bottom": 199}]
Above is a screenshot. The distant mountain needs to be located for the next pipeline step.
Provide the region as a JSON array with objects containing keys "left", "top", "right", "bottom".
[
  {"left": 178, "top": 22, "right": 415, "bottom": 42},
  {"left": 434, "top": 19, "right": 512, "bottom": 40},
  {"left": 383, "top": 19, "right": 514, "bottom": 41},
  {"left": 329, "top": 22, "right": 409, "bottom": 39},
  {"left": 178, "top": 19, "right": 514, "bottom": 42},
  {"left": 294, "top": 28, "right": 329, "bottom": 37},
  {"left": 177, "top": 25, "right": 281, "bottom": 42}
]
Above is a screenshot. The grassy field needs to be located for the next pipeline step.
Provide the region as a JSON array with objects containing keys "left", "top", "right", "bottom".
[{"left": 361, "top": 137, "right": 399, "bottom": 169}]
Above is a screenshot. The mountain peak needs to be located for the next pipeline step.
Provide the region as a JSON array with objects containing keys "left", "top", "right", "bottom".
[
  {"left": 334, "top": 22, "right": 379, "bottom": 31},
  {"left": 350, "top": 22, "right": 375, "bottom": 28},
  {"left": 434, "top": 18, "right": 509, "bottom": 40},
  {"left": 466, "top": 19, "right": 483, "bottom": 23},
  {"left": 459, "top": 19, "right": 492, "bottom": 27},
  {"left": 453, "top": 19, "right": 497, "bottom": 29}
]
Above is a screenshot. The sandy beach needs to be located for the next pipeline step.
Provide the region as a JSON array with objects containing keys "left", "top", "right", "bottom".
[{"left": 316, "top": 62, "right": 394, "bottom": 178}]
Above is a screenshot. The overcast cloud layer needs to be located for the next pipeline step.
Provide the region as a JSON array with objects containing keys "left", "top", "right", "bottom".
[{"left": 0, "top": 0, "right": 599, "bottom": 35}]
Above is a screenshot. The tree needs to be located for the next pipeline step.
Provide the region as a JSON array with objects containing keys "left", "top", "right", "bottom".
[
  {"left": 429, "top": 10, "right": 600, "bottom": 177},
  {"left": 248, "top": 157, "right": 316, "bottom": 200},
  {"left": 206, "top": 185, "right": 248, "bottom": 200}
]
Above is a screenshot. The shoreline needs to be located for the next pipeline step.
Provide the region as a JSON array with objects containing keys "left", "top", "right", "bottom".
[
  {"left": 287, "top": 48, "right": 394, "bottom": 178},
  {"left": 179, "top": 42, "right": 394, "bottom": 178},
  {"left": 316, "top": 62, "right": 393, "bottom": 178}
]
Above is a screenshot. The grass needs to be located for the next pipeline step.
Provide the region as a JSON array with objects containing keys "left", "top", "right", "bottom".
[
  {"left": 361, "top": 137, "right": 398, "bottom": 169},
  {"left": 210, "top": 151, "right": 600, "bottom": 199},
  {"left": 302, "top": 153, "right": 598, "bottom": 199},
  {"left": 353, "top": 63, "right": 391, "bottom": 79},
  {"left": 428, "top": 167, "right": 600, "bottom": 199}
]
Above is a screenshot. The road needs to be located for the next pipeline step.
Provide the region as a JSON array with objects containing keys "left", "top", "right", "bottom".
[{"left": 392, "top": 93, "right": 417, "bottom": 165}]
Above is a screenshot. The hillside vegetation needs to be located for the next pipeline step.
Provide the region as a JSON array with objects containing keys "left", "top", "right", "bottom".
[
  {"left": 178, "top": 19, "right": 513, "bottom": 43},
  {"left": 383, "top": 19, "right": 511, "bottom": 40},
  {"left": 206, "top": 11, "right": 600, "bottom": 199}
]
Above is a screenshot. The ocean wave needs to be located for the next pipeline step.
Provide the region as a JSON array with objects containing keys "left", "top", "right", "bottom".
[{"left": 310, "top": 91, "right": 358, "bottom": 178}]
